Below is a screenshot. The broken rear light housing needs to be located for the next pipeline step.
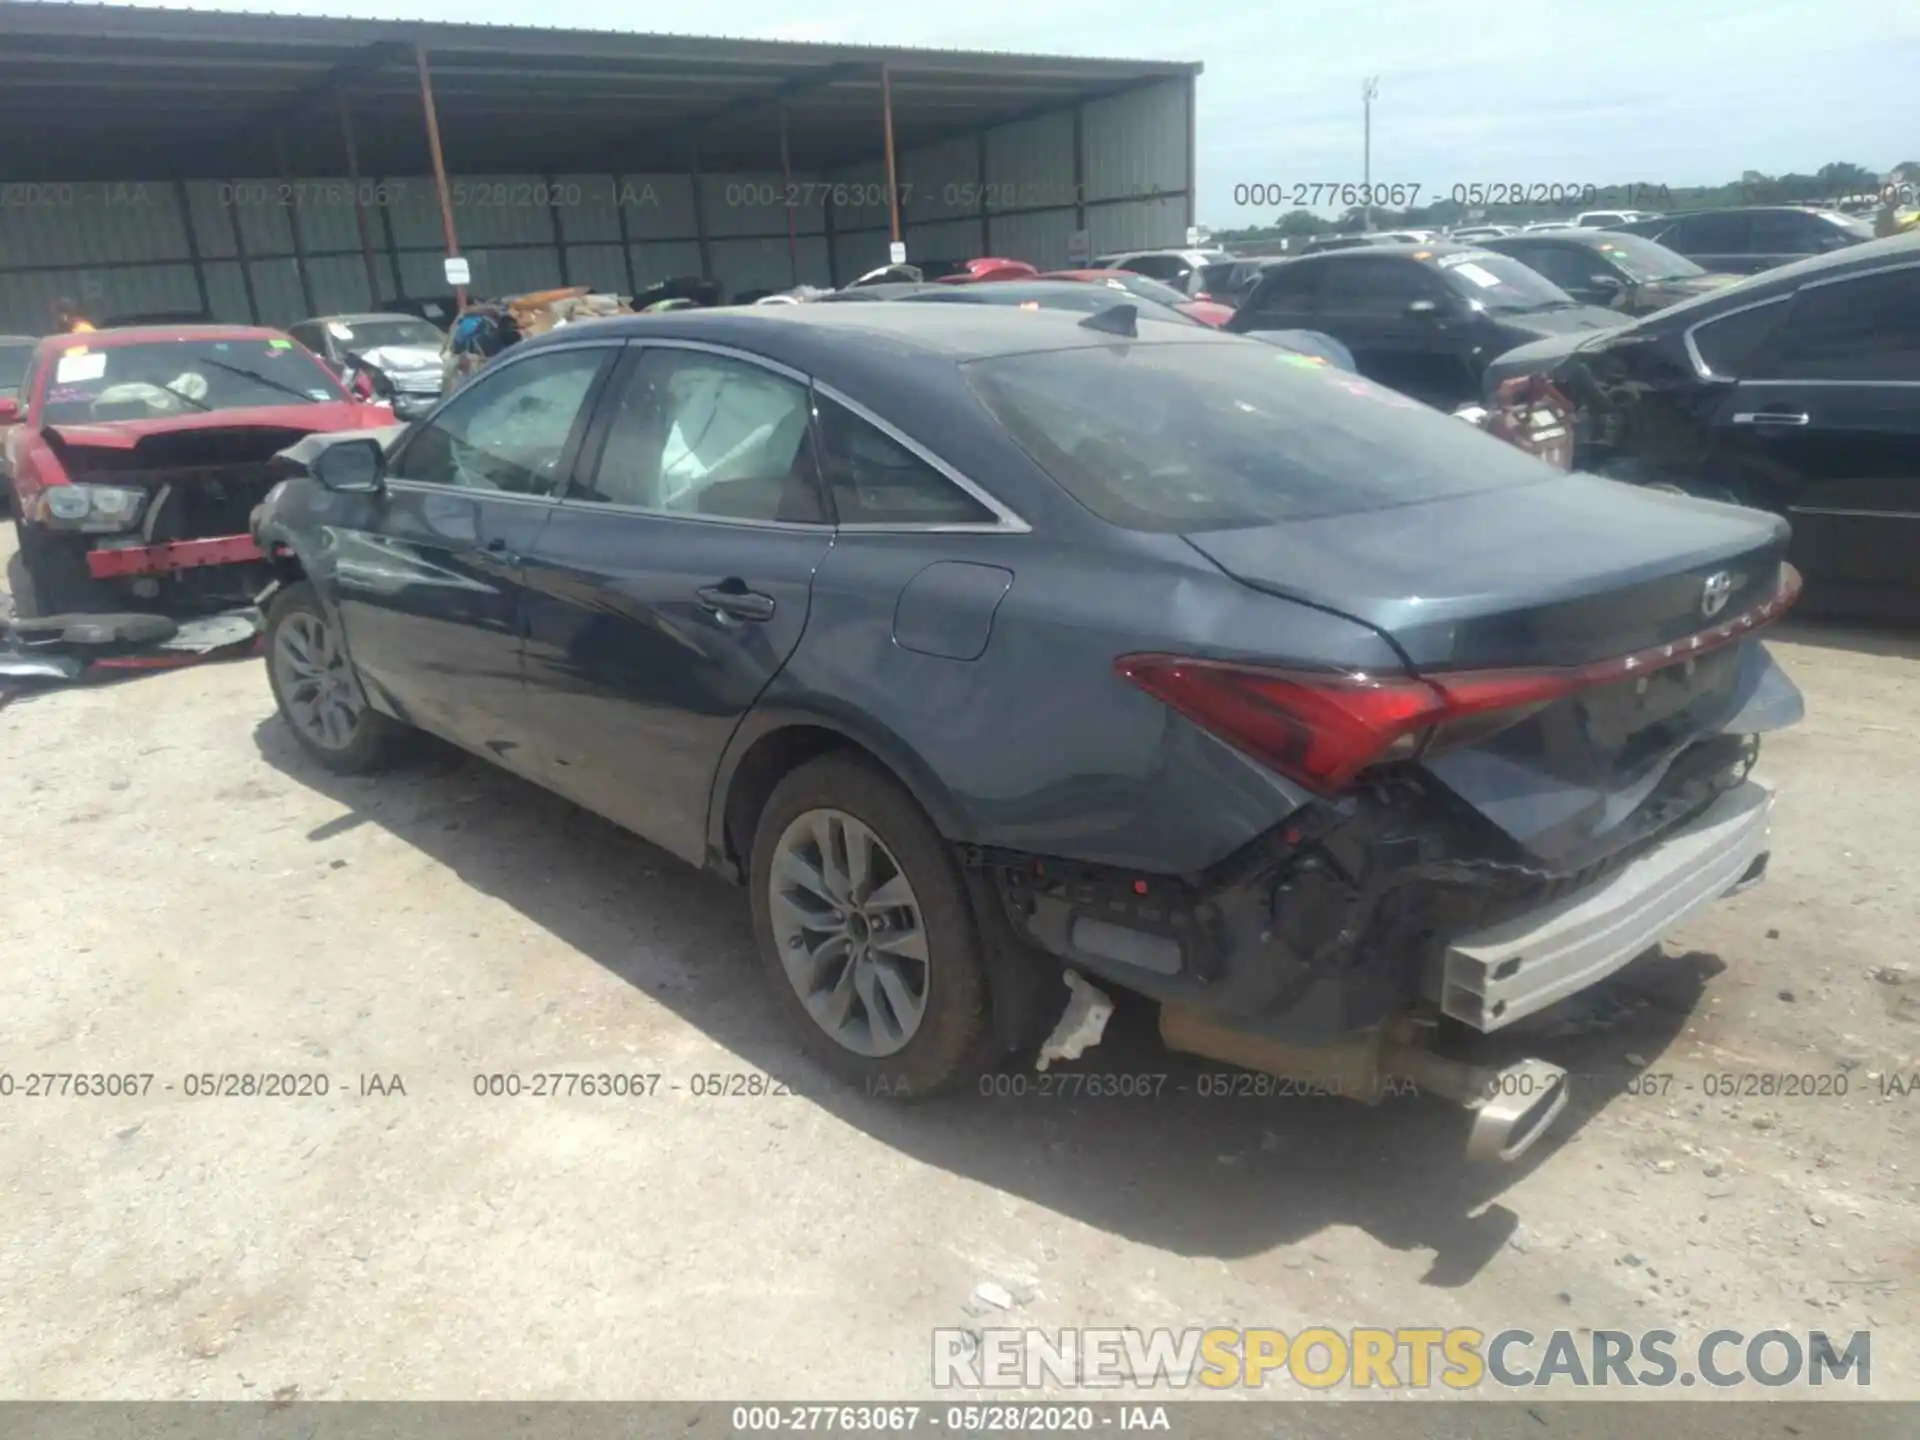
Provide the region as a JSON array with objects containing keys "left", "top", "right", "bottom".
[{"left": 1118, "top": 563, "right": 1802, "bottom": 795}]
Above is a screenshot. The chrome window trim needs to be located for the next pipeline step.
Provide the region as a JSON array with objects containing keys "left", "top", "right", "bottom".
[
  {"left": 385, "top": 478, "right": 562, "bottom": 511},
  {"left": 617, "top": 335, "right": 812, "bottom": 386},
  {"left": 811, "top": 380, "right": 1032, "bottom": 535},
  {"left": 383, "top": 338, "right": 627, "bottom": 498},
  {"left": 1739, "top": 378, "right": 1920, "bottom": 389},
  {"left": 1796, "top": 257, "right": 1920, "bottom": 292},
  {"left": 1789, "top": 505, "right": 1920, "bottom": 521},
  {"left": 1682, "top": 294, "right": 1789, "bottom": 380}
]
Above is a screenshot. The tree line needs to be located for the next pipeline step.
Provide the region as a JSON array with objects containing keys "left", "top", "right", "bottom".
[{"left": 1215, "top": 160, "right": 1918, "bottom": 242}]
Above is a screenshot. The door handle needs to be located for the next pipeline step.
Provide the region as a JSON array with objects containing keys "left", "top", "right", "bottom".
[
  {"left": 697, "top": 581, "right": 776, "bottom": 623},
  {"left": 1731, "top": 410, "right": 1810, "bottom": 427},
  {"left": 484, "top": 536, "right": 521, "bottom": 566}
]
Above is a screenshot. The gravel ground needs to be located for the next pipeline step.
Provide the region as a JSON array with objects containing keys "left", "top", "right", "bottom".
[{"left": 1, "top": 528, "right": 1915, "bottom": 1404}]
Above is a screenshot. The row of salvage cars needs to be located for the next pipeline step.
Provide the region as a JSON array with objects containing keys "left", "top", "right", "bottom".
[{"left": 5, "top": 234, "right": 1908, "bottom": 1164}]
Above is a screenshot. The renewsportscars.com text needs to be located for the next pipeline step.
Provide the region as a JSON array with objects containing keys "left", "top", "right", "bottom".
[{"left": 932, "top": 1327, "right": 1871, "bottom": 1391}]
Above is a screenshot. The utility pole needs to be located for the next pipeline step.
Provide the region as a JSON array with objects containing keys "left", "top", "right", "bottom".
[{"left": 1362, "top": 76, "right": 1379, "bottom": 233}]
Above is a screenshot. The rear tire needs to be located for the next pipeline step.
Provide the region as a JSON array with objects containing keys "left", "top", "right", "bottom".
[
  {"left": 265, "top": 581, "right": 410, "bottom": 774},
  {"left": 749, "top": 753, "right": 997, "bottom": 1099}
]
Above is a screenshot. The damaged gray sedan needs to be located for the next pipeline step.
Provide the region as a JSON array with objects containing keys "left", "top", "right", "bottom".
[{"left": 251, "top": 304, "right": 1804, "bottom": 1161}]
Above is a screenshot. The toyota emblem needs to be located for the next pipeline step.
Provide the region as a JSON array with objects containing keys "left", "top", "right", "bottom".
[{"left": 1702, "top": 571, "right": 1733, "bottom": 617}]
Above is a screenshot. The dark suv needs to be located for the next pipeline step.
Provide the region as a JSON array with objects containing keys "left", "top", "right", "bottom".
[
  {"left": 1615, "top": 206, "right": 1873, "bottom": 275},
  {"left": 1225, "top": 244, "right": 1626, "bottom": 409},
  {"left": 1482, "top": 232, "right": 1920, "bottom": 618}
]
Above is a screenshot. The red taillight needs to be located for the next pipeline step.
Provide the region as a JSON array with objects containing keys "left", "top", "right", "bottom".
[
  {"left": 1118, "top": 563, "right": 1802, "bottom": 795},
  {"left": 1115, "top": 657, "right": 1448, "bottom": 794}
]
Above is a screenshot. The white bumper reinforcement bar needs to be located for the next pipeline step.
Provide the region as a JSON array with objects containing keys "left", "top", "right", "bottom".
[{"left": 1436, "top": 779, "right": 1775, "bottom": 1032}]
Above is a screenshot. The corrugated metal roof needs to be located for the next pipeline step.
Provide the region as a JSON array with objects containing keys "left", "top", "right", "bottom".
[
  {"left": 0, "top": 1, "right": 1198, "bottom": 75},
  {"left": 0, "top": 0, "right": 1196, "bottom": 177}
]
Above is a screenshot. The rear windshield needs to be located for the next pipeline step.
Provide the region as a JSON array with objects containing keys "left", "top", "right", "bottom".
[
  {"left": 964, "top": 339, "right": 1552, "bottom": 532},
  {"left": 38, "top": 338, "right": 345, "bottom": 424}
]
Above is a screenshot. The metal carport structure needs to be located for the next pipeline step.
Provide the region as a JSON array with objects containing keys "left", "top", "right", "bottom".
[{"left": 0, "top": 1, "right": 1201, "bottom": 331}]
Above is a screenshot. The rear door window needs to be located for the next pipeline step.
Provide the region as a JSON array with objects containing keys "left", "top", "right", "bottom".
[
  {"left": 1672, "top": 211, "right": 1753, "bottom": 253},
  {"left": 814, "top": 394, "right": 996, "bottom": 526},
  {"left": 1755, "top": 269, "right": 1920, "bottom": 381},
  {"left": 575, "top": 348, "right": 824, "bottom": 522},
  {"left": 965, "top": 339, "right": 1550, "bottom": 533},
  {"left": 1748, "top": 210, "right": 1826, "bottom": 255}
]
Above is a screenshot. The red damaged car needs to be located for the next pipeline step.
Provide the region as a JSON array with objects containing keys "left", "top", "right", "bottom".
[{"left": 2, "top": 325, "right": 394, "bottom": 616}]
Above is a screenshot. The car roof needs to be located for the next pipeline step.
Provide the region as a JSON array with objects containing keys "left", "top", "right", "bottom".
[
  {"left": 297, "top": 312, "right": 431, "bottom": 326},
  {"left": 1294, "top": 240, "right": 1482, "bottom": 260},
  {"left": 32, "top": 323, "right": 286, "bottom": 352},
  {"left": 1622, "top": 229, "right": 1920, "bottom": 327},
  {"left": 1484, "top": 230, "right": 1616, "bottom": 248},
  {"left": 1040, "top": 269, "right": 1187, "bottom": 289},
  {"left": 1643, "top": 205, "right": 1839, "bottom": 219},
  {"left": 515, "top": 300, "right": 1225, "bottom": 364}
]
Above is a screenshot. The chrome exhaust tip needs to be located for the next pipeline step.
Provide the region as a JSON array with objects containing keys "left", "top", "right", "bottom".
[{"left": 1463, "top": 1058, "right": 1570, "bottom": 1163}]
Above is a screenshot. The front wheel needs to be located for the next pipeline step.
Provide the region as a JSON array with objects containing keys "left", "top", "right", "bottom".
[
  {"left": 749, "top": 754, "right": 997, "bottom": 1098},
  {"left": 14, "top": 518, "right": 105, "bottom": 617},
  {"left": 265, "top": 581, "right": 410, "bottom": 773}
]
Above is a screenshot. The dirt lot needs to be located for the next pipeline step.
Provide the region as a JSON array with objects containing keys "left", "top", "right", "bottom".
[{"left": 1, "top": 524, "right": 1916, "bottom": 1404}]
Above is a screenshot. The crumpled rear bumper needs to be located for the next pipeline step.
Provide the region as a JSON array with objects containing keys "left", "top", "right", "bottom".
[{"left": 1432, "top": 778, "right": 1774, "bottom": 1031}]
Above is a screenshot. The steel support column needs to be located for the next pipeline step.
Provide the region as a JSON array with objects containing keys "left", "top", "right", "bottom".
[
  {"left": 689, "top": 137, "right": 713, "bottom": 282},
  {"left": 612, "top": 173, "right": 639, "bottom": 293},
  {"left": 275, "top": 129, "right": 317, "bottom": 317},
  {"left": 415, "top": 42, "right": 465, "bottom": 310},
  {"left": 172, "top": 178, "right": 213, "bottom": 320},
  {"left": 337, "top": 89, "right": 385, "bottom": 308},
  {"left": 224, "top": 180, "right": 262, "bottom": 325},
  {"left": 976, "top": 129, "right": 990, "bottom": 254},
  {"left": 779, "top": 99, "right": 799, "bottom": 288},
  {"left": 880, "top": 62, "right": 902, "bottom": 250}
]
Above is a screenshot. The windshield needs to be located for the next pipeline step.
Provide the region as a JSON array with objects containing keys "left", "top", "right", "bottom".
[
  {"left": 329, "top": 317, "right": 444, "bottom": 350},
  {"left": 1583, "top": 232, "right": 1706, "bottom": 282},
  {"left": 1428, "top": 251, "right": 1580, "bottom": 312},
  {"left": 38, "top": 337, "right": 346, "bottom": 424},
  {"left": 965, "top": 339, "right": 1550, "bottom": 533},
  {"left": 1818, "top": 210, "right": 1875, "bottom": 239},
  {"left": 0, "top": 343, "right": 31, "bottom": 396}
]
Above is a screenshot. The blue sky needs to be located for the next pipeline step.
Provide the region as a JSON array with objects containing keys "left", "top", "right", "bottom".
[{"left": 145, "top": 0, "right": 1919, "bottom": 225}]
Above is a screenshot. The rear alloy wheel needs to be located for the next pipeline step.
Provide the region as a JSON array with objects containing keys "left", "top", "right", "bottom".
[
  {"left": 265, "top": 581, "right": 408, "bottom": 773},
  {"left": 750, "top": 755, "right": 996, "bottom": 1096},
  {"left": 768, "top": 808, "right": 930, "bottom": 1056}
]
